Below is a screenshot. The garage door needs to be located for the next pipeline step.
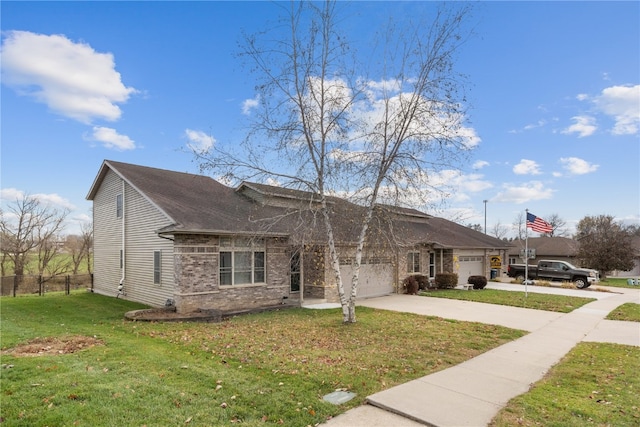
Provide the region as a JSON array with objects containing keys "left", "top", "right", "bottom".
[
  {"left": 340, "top": 258, "right": 394, "bottom": 299},
  {"left": 458, "top": 255, "right": 484, "bottom": 281}
]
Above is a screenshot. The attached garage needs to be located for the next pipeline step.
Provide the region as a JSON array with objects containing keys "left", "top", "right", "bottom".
[
  {"left": 340, "top": 258, "right": 394, "bottom": 299},
  {"left": 458, "top": 255, "right": 484, "bottom": 280}
]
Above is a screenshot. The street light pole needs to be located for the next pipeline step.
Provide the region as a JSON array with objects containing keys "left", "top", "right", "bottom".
[{"left": 483, "top": 200, "right": 488, "bottom": 234}]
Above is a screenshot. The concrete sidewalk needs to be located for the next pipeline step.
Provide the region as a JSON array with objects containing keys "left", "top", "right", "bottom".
[{"left": 322, "top": 284, "right": 639, "bottom": 427}]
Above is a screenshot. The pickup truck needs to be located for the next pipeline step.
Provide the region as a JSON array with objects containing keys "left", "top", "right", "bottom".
[{"left": 507, "top": 259, "right": 599, "bottom": 289}]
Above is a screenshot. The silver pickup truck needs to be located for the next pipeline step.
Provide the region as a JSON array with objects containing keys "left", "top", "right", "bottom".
[{"left": 507, "top": 259, "right": 600, "bottom": 289}]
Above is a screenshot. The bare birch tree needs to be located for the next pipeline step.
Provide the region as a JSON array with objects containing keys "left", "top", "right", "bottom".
[{"left": 193, "top": 1, "right": 476, "bottom": 323}]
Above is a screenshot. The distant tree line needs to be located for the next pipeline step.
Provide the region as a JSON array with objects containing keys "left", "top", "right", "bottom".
[{"left": 0, "top": 195, "right": 93, "bottom": 283}]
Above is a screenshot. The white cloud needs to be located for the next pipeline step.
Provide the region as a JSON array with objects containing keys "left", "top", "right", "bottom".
[
  {"left": 561, "top": 115, "right": 597, "bottom": 137},
  {"left": 457, "top": 126, "right": 482, "bottom": 149},
  {"left": 242, "top": 95, "right": 260, "bottom": 115},
  {"left": 73, "top": 213, "right": 92, "bottom": 224},
  {"left": 472, "top": 160, "right": 489, "bottom": 169},
  {"left": 185, "top": 129, "right": 215, "bottom": 153},
  {"left": 1, "top": 30, "right": 136, "bottom": 124},
  {"left": 559, "top": 157, "right": 599, "bottom": 175},
  {"left": 523, "top": 120, "right": 546, "bottom": 131},
  {"left": 87, "top": 126, "right": 136, "bottom": 150},
  {"left": 0, "top": 188, "right": 75, "bottom": 210},
  {"left": 422, "top": 170, "right": 492, "bottom": 203},
  {"left": 363, "top": 78, "right": 402, "bottom": 95},
  {"left": 0, "top": 188, "right": 25, "bottom": 202},
  {"left": 513, "top": 159, "right": 542, "bottom": 175},
  {"left": 593, "top": 84, "right": 640, "bottom": 135},
  {"left": 297, "top": 76, "right": 480, "bottom": 150},
  {"left": 492, "top": 181, "right": 554, "bottom": 204},
  {"left": 33, "top": 193, "right": 76, "bottom": 210}
]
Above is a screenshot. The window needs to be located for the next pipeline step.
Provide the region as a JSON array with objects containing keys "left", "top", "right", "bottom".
[
  {"left": 153, "top": 250, "right": 161, "bottom": 284},
  {"left": 219, "top": 237, "right": 266, "bottom": 285},
  {"left": 116, "top": 194, "right": 123, "bottom": 218},
  {"left": 407, "top": 251, "right": 421, "bottom": 273},
  {"left": 429, "top": 252, "right": 435, "bottom": 278}
]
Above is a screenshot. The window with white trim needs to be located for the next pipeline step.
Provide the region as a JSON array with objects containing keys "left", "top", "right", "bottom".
[
  {"left": 429, "top": 252, "right": 435, "bottom": 278},
  {"left": 219, "top": 237, "right": 266, "bottom": 285},
  {"left": 153, "top": 250, "right": 161, "bottom": 284},
  {"left": 407, "top": 251, "right": 421, "bottom": 273}
]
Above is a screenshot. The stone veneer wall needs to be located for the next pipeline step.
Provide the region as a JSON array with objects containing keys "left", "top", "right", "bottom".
[
  {"left": 172, "top": 235, "right": 293, "bottom": 314},
  {"left": 302, "top": 245, "right": 329, "bottom": 300}
]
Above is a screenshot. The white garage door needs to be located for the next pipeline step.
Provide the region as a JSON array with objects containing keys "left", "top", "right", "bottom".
[
  {"left": 458, "top": 255, "right": 484, "bottom": 281},
  {"left": 340, "top": 258, "right": 394, "bottom": 299}
]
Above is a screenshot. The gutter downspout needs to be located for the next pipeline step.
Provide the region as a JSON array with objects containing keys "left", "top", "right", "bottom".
[{"left": 118, "top": 180, "right": 126, "bottom": 298}]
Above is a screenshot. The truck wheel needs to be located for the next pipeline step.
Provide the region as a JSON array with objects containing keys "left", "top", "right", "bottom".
[
  {"left": 516, "top": 274, "right": 525, "bottom": 283},
  {"left": 574, "top": 277, "right": 589, "bottom": 289}
]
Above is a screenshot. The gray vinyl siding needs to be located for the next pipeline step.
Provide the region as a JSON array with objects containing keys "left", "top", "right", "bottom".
[
  {"left": 92, "top": 169, "right": 174, "bottom": 307},
  {"left": 122, "top": 182, "right": 174, "bottom": 307},
  {"left": 92, "top": 170, "right": 125, "bottom": 297}
]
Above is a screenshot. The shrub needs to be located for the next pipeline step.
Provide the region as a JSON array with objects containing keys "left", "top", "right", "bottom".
[
  {"left": 467, "top": 275, "right": 487, "bottom": 290},
  {"left": 434, "top": 273, "right": 458, "bottom": 289},
  {"left": 402, "top": 275, "right": 419, "bottom": 295},
  {"left": 415, "top": 274, "right": 432, "bottom": 290}
]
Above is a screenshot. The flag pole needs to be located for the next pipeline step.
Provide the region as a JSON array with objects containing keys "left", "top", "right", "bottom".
[{"left": 525, "top": 209, "right": 529, "bottom": 297}]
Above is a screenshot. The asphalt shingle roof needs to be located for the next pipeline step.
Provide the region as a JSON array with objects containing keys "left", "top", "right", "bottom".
[
  {"left": 507, "top": 237, "right": 579, "bottom": 257},
  {"left": 88, "top": 160, "right": 510, "bottom": 250}
]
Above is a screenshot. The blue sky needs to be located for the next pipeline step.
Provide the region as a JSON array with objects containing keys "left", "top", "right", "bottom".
[{"left": 2, "top": 1, "right": 639, "bottom": 237}]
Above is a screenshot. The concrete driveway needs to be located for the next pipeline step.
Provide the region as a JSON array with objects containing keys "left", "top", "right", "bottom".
[{"left": 321, "top": 283, "right": 639, "bottom": 427}]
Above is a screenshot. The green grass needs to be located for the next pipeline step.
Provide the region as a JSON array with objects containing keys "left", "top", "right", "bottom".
[
  {"left": 0, "top": 293, "right": 525, "bottom": 427},
  {"left": 490, "top": 342, "right": 640, "bottom": 426},
  {"left": 599, "top": 277, "right": 640, "bottom": 289},
  {"left": 2, "top": 253, "right": 91, "bottom": 276},
  {"left": 607, "top": 303, "right": 640, "bottom": 322},
  {"left": 419, "top": 289, "right": 596, "bottom": 313}
]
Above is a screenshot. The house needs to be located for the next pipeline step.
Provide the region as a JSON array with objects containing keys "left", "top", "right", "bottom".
[
  {"left": 87, "top": 160, "right": 511, "bottom": 313},
  {"left": 507, "top": 237, "right": 579, "bottom": 266},
  {"left": 508, "top": 236, "right": 640, "bottom": 278}
]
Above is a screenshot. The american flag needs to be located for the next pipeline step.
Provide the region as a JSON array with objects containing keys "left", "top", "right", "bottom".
[{"left": 527, "top": 212, "right": 553, "bottom": 233}]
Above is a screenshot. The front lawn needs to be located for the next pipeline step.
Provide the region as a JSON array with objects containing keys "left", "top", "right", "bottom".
[
  {"left": 419, "top": 289, "right": 596, "bottom": 313},
  {"left": 599, "top": 277, "right": 640, "bottom": 289},
  {"left": 606, "top": 302, "right": 640, "bottom": 322},
  {"left": 490, "top": 342, "right": 640, "bottom": 426},
  {"left": 0, "top": 293, "right": 524, "bottom": 427}
]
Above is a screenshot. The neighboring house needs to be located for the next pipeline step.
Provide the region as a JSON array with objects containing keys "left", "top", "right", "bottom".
[
  {"left": 508, "top": 236, "right": 640, "bottom": 278},
  {"left": 87, "top": 160, "right": 511, "bottom": 313},
  {"left": 508, "top": 237, "right": 579, "bottom": 266}
]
